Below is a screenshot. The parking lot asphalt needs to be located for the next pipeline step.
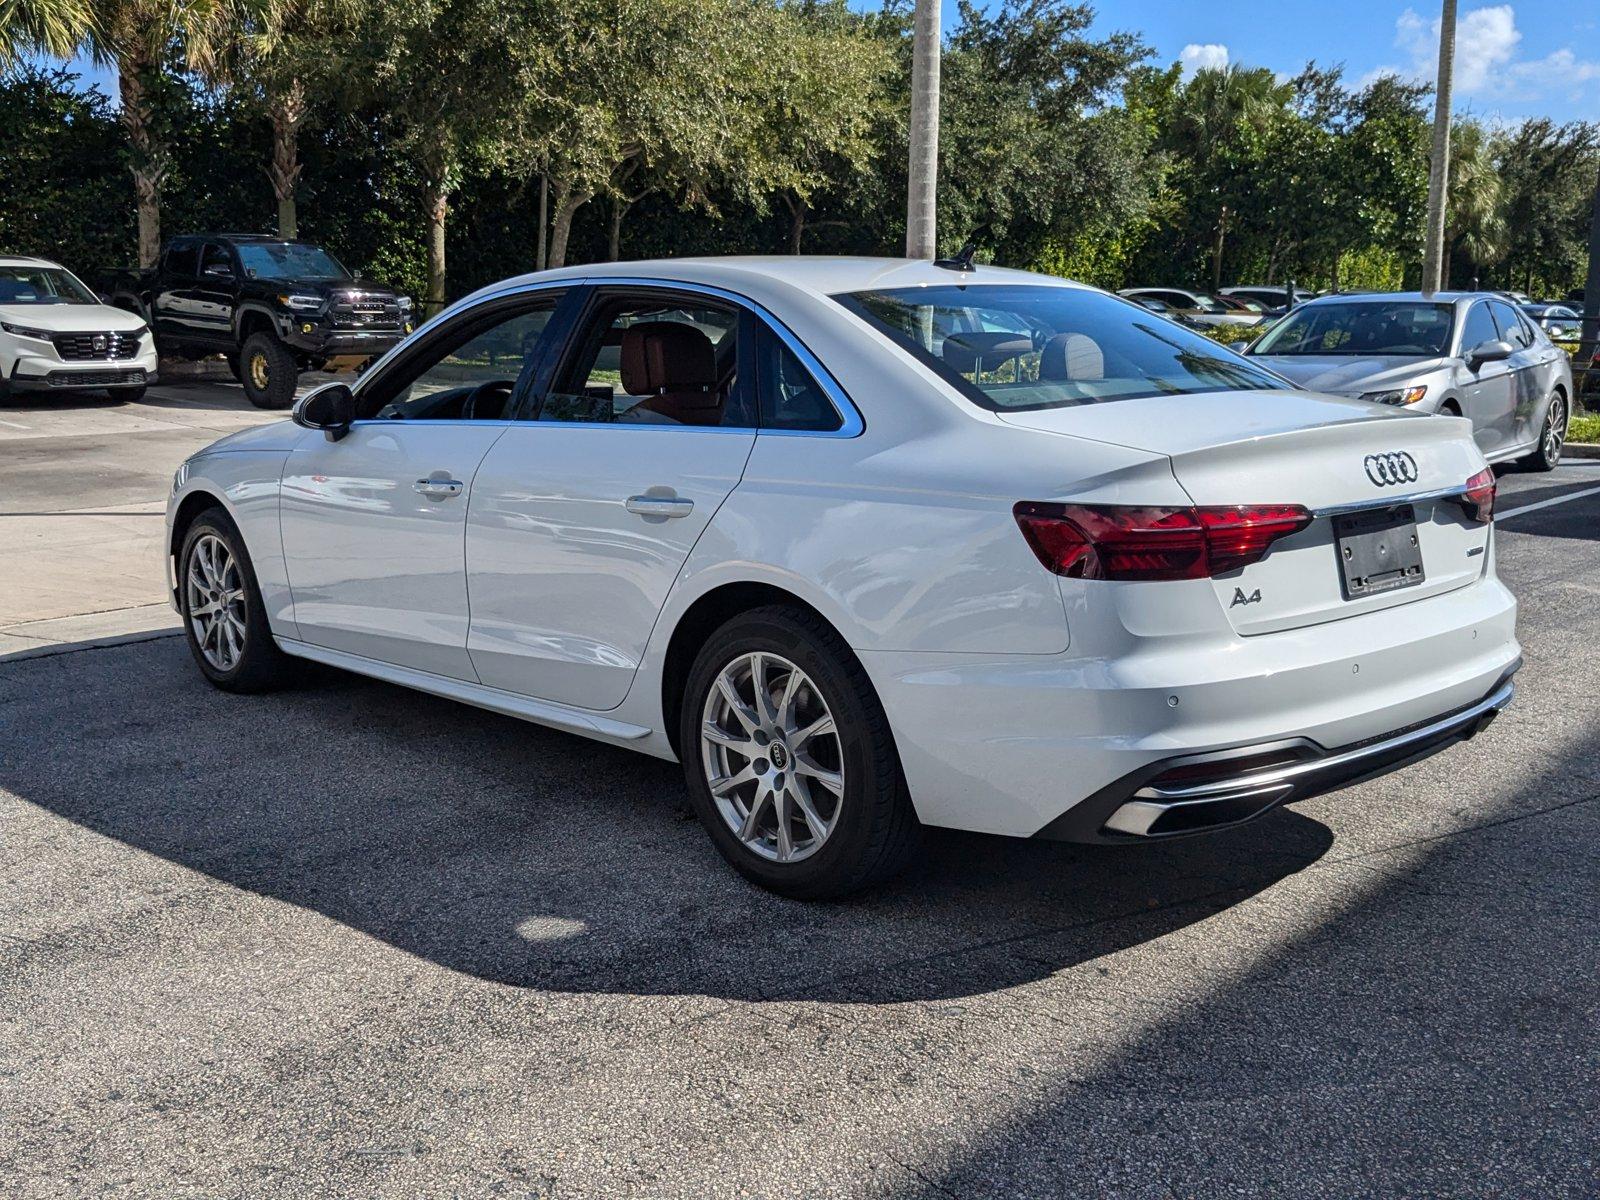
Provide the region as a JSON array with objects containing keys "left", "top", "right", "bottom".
[{"left": 1, "top": 383, "right": 1597, "bottom": 1198}]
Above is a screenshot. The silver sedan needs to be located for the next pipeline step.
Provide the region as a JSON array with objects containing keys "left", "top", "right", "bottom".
[{"left": 1242, "top": 292, "right": 1573, "bottom": 470}]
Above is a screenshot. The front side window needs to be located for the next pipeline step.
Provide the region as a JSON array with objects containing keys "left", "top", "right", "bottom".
[
  {"left": 1251, "top": 302, "right": 1455, "bottom": 357},
  {"left": 0, "top": 265, "right": 96, "bottom": 305},
  {"left": 538, "top": 295, "right": 754, "bottom": 428},
  {"left": 836, "top": 284, "right": 1282, "bottom": 411},
  {"left": 236, "top": 242, "right": 350, "bottom": 281},
  {"left": 1488, "top": 301, "right": 1532, "bottom": 349},
  {"left": 362, "top": 301, "right": 557, "bottom": 420},
  {"left": 1458, "top": 303, "right": 1500, "bottom": 355},
  {"left": 200, "top": 243, "right": 235, "bottom": 278}
]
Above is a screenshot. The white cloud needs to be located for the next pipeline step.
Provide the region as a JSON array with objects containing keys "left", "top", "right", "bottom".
[
  {"left": 1179, "top": 43, "right": 1230, "bottom": 80},
  {"left": 1372, "top": 4, "right": 1600, "bottom": 103}
]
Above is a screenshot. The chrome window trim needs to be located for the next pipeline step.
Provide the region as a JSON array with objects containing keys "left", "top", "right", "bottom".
[{"left": 345, "top": 273, "right": 863, "bottom": 437}]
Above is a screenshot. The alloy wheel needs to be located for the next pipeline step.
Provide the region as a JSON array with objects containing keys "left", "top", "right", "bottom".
[
  {"left": 186, "top": 533, "right": 247, "bottom": 671},
  {"left": 700, "top": 651, "right": 845, "bottom": 863},
  {"left": 1544, "top": 395, "right": 1567, "bottom": 464},
  {"left": 249, "top": 352, "right": 270, "bottom": 391}
]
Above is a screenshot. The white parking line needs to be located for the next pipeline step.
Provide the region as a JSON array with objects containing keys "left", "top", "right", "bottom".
[
  {"left": 1498, "top": 484, "right": 1600, "bottom": 521},
  {"left": 0, "top": 418, "right": 30, "bottom": 430}
]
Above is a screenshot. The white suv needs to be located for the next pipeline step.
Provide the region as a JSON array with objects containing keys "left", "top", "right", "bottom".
[{"left": 0, "top": 256, "right": 158, "bottom": 401}]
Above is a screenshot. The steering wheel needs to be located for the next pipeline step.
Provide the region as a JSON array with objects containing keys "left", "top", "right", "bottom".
[{"left": 461, "top": 379, "right": 515, "bottom": 420}]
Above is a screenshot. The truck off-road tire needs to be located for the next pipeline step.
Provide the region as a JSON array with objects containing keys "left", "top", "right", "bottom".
[
  {"left": 239, "top": 332, "right": 299, "bottom": 410},
  {"left": 680, "top": 605, "right": 921, "bottom": 899},
  {"left": 225, "top": 352, "right": 241, "bottom": 381}
]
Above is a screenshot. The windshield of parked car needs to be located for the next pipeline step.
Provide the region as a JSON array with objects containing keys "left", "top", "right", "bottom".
[
  {"left": 0, "top": 265, "right": 97, "bottom": 305},
  {"left": 1250, "top": 301, "right": 1454, "bottom": 357},
  {"left": 834, "top": 285, "right": 1284, "bottom": 411},
  {"left": 235, "top": 242, "right": 350, "bottom": 281}
]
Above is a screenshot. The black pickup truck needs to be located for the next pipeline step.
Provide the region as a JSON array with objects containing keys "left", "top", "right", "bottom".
[{"left": 103, "top": 234, "right": 413, "bottom": 409}]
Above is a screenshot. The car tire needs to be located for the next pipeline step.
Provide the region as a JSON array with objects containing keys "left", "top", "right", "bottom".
[
  {"left": 679, "top": 605, "right": 920, "bottom": 899},
  {"left": 1520, "top": 391, "right": 1567, "bottom": 472},
  {"left": 225, "top": 352, "right": 242, "bottom": 381},
  {"left": 239, "top": 332, "right": 299, "bottom": 410},
  {"left": 178, "top": 508, "right": 297, "bottom": 693}
]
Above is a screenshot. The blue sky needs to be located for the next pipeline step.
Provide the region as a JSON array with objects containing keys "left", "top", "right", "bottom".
[
  {"left": 45, "top": 0, "right": 1600, "bottom": 124},
  {"left": 1086, "top": 0, "right": 1599, "bottom": 123}
]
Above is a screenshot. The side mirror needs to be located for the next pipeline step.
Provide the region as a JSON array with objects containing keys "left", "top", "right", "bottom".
[
  {"left": 1466, "top": 339, "right": 1513, "bottom": 369},
  {"left": 292, "top": 382, "right": 356, "bottom": 442},
  {"left": 1229, "top": 340, "right": 1252, "bottom": 354}
]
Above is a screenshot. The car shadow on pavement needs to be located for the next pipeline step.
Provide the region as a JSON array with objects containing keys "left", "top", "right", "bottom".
[{"left": 0, "top": 638, "right": 1332, "bottom": 1004}]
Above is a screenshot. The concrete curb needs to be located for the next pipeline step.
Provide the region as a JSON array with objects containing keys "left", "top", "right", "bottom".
[
  {"left": 0, "top": 604, "right": 182, "bottom": 663},
  {"left": 1563, "top": 442, "right": 1600, "bottom": 459}
]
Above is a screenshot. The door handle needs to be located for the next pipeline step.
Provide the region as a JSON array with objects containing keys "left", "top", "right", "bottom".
[
  {"left": 626, "top": 494, "right": 694, "bottom": 518},
  {"left": 414, "top": 478, "right": 464, "bottom": 500}
]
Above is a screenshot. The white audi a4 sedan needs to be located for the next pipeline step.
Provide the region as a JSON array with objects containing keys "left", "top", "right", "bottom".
[{"left": 167, "top": 258, "right": 1520, "bottom": 898}]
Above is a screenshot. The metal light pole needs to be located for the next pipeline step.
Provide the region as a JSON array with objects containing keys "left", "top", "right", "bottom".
[
  {"left": 1421, "top": 0, "right": 1457, "bottom": 295},
  {"left": 905, "top": 0, "right": 941, "bottom": 259}
]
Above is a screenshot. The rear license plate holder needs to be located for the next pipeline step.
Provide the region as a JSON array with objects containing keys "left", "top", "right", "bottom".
[{"left": 1335, "top": 504, "right": 1425, "bottom": 599}]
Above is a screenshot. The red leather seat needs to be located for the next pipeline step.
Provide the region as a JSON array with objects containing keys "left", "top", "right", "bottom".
[{"left": 620, "top": 322, "right": 724, "bottom": 425}]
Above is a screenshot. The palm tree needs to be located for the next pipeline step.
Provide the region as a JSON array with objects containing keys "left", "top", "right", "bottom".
[
  {"left": 1445, "top": 119, "right": 1504, "bottom": 285},
  {"left": 81, "top": 0, "right": 262, "bottom": 265},
  {"left": 0, "top": 0, "right": 95, "bottom": 63},
  {"left": 905, "top": 0, "right": 939, "bottom": 258},
  {"left": 240, "top": 0, "right": 360, "bottom": 239}
]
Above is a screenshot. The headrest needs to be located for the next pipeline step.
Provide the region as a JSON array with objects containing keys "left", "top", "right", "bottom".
[
  {"left": 620, "top": 321, "right": 717, "bottom": 395},
  {"left": 1040, "top": 332, "right": 1104, "bottom": 381},
  {"left": 941, "top": 332, "right": 1032, "bottom": 375}
]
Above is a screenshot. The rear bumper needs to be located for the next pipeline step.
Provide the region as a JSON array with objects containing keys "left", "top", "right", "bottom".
[
  {"left": 1041, "top": 669, "right": 1516, "bottom": 842},
  {"left": 864, "top": 574, "right": 1520, "bottom": 838}
]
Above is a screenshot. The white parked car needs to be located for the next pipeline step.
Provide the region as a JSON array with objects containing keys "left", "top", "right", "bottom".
[
  {"left": 1117, "top": 287, "right": 1263, "bottom": 328},
  {"left": 0, "top": 255, "right": 158, "bottom": 400},
  {"left": 167, "top": 259, "right": 1519, "bottom": 897}
]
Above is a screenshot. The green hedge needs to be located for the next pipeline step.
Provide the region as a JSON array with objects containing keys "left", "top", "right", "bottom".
[{"left": 1569, "top": 414, "right": 1600, "bottom": 444}]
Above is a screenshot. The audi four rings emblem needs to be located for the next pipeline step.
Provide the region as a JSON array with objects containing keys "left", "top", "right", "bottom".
[{"left": 1363, "top": 451, "right": 1419, "bottom": 486}]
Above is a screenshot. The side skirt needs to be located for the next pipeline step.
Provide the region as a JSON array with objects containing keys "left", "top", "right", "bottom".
[{"left": 274, "top": 636, "right": 655, "bottom": 746}]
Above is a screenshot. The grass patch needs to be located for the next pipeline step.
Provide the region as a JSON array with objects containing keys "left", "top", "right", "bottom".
[{"left": 1568, "top": 413, "right": 1600, "bottom": 444}]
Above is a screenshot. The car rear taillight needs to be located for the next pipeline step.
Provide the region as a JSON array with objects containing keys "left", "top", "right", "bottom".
[
  {"left": 1460, "top": 467, "right": 1496, "bottom": 523},
  {"left": 1013, "top": 502, "right": 1313, "bottom": 581}
]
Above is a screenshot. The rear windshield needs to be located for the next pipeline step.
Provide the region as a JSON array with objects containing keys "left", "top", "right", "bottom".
[
  {"left": 236, "top": 242, "right": 350, "bottom": 281},
  {"left": 834, "top": 284, "right": 1283, "bottom": 411},
  {"left": 1251, "top": 301, "right": 1454, "bottom": 357}
]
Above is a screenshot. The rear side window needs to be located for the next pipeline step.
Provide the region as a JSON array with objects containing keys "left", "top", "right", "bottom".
[
  {"left": 836, "top": 284, "right": 1282, "bottom": 411},
  {"left": 756, "top": 326, "right": 842, "bottom": 432},
  {"left": 539, "top": 294, "right": 755, "bottom": 428},
  {"left": 164, "top": 244, "right": 199, "bottom": 278}
]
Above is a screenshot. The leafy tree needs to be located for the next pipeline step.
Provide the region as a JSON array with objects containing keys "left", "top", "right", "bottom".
[
  {"left": 0, "top": 0, "right": 94, "bottom": 62},
  {"left": 1495, "top": 119, "right": 1600, "bottom": 295},
  {"left": 933, "top": 0, "right": 1152, "bottom": 266}
]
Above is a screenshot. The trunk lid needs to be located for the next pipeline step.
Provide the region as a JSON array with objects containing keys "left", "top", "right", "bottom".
[{"left": 998, "top": 390, "right": 1490, "bottom": 634}]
